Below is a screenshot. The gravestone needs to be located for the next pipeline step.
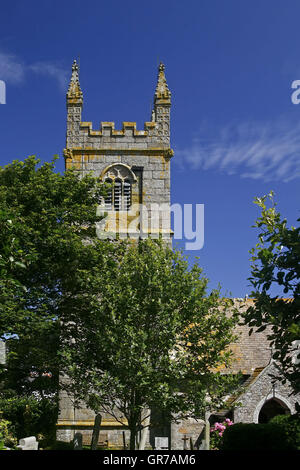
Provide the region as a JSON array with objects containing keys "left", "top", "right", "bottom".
[
  {"left": 17, "top": 436, "right": 38, "bottom": 450},
  {"left": 0, "top": 340, "right": 6, "bottom": 365},
  {"left": 90, "top": 414, "right": 102, "bottom": 450},
  {"left": 155, "top": 437, "right": 169, "bottom": 450},
  {"left": 204, "top": 411, "right": 210, "bottom": 450}
]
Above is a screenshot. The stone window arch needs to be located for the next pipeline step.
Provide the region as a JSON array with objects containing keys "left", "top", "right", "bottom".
[
  {"left": 258, "top": 397, "right": 290, "bottom": 423},
  {"left": 100, "top": 163, "right": 137, "bottom": 211}
]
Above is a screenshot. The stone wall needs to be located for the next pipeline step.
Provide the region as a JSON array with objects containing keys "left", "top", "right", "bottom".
[
  {"left": 171, "top": 418, "right": 205, "bottom": 450},
  {"left": 233, "top": 361, "right": 298, "bottom": 423}
]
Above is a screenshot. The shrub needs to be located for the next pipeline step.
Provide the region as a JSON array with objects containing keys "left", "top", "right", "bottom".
[
  {"left": 210, "top": 418, "right": 234, "bottom": 450},
  {"left": 269, "top": 413, "right": 300, "bottom": 450},
  {"left": 221, "top": 422, "right": 297, "bottom": 450},
  {"left": 0, "top": 416, "right": 17, "bottom": 449}
]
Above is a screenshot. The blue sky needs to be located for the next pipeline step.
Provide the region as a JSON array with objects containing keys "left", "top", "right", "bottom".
[{"left": 0, "top": 0, "right": 299, "bottom": 297}]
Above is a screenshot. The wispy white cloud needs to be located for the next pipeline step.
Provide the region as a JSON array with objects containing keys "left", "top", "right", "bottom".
[
  {"left": 175, "top": 119, "right": 300, "bottom": 182},
  {"left": 0, "top": 51, "right": 68, "bottom": 91},
  {"left": 0, "top": 51, "right": 25, "bottom": 84},
  {"left": 28, "top": 62, "right": 68, "bottom": 91}
]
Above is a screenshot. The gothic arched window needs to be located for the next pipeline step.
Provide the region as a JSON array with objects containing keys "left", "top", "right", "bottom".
[{"left": 101, "top": 164, "right": 136, "bottom": 211}]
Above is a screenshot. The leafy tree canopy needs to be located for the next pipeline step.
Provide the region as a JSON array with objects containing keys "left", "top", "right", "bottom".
[
  {"left": 59, "top": 238, "right": 239, "bottom": 449},
  {"left": 0, "top": 155, "right": 105, "bottom": 396},
  {"left": 244, "top": 192, "right": 300, "bottom": 394}
]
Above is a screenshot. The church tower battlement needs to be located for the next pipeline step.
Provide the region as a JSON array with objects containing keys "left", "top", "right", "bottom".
[{"left": 64, "top": 60, "right": 173, "bottom": 239}]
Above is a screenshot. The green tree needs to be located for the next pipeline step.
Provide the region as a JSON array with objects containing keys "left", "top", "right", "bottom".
[
  {"left": 0, "top": 207, "right": 34, "bottom": 330},
  {"left": 0, "top": 156, "right": 106, "bottom": 396},
  {"left": 244, "top": 192, "right": 300, "bottom": 394},
  {"left": 59, "top": 239, "right": 239, "bottom": 450}
]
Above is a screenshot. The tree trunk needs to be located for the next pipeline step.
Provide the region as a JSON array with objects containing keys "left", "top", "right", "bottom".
[
  {"left": 129, "top": 426, "right": 136, "bottom": 450},
  {"left": 138, "top": 409, "right": 150, "bottom": 450},
  {"left": 128, "top": 390, "right": 139, "bottom": 450}
]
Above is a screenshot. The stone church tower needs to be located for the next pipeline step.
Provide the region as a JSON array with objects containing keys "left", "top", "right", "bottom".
[{"left": 63, "top": 59, "right": 173, "bottom": 241}]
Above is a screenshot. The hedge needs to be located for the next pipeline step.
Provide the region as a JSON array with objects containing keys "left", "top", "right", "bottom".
[
  {"left": 269, "top": 414, "right": 300, "bottom": 449},
  {"left": 221, "top": 418, "right": 300, "bottom": 451}
]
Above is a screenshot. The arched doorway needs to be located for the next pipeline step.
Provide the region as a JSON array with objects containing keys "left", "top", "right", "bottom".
[{"left": 258, "top": 398, "right": 290, "bottom": 424}]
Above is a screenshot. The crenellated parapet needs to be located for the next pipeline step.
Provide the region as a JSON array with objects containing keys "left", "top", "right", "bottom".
[
  {"left": 67, "top": 118, "right": 171, "bottom": 148},
  {"left": 80, "top": 121, "right": 156, "bottom": 136},
  {"left": 66, "top": 119, "right": 170, "bottom": 150}
]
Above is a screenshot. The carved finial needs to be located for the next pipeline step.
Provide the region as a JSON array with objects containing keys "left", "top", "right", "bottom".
[
  {"left": 67, "top": 59, "right": 83, "bottom": 104},
  {"left": 154, "top": 62, "right": 171, "bottom": 105},
  {"left": 72, "top": 59, "right": 78, "bottom": 72},
  {"left": 63, "top": 148, "right": 73, "bottom": 162}
]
